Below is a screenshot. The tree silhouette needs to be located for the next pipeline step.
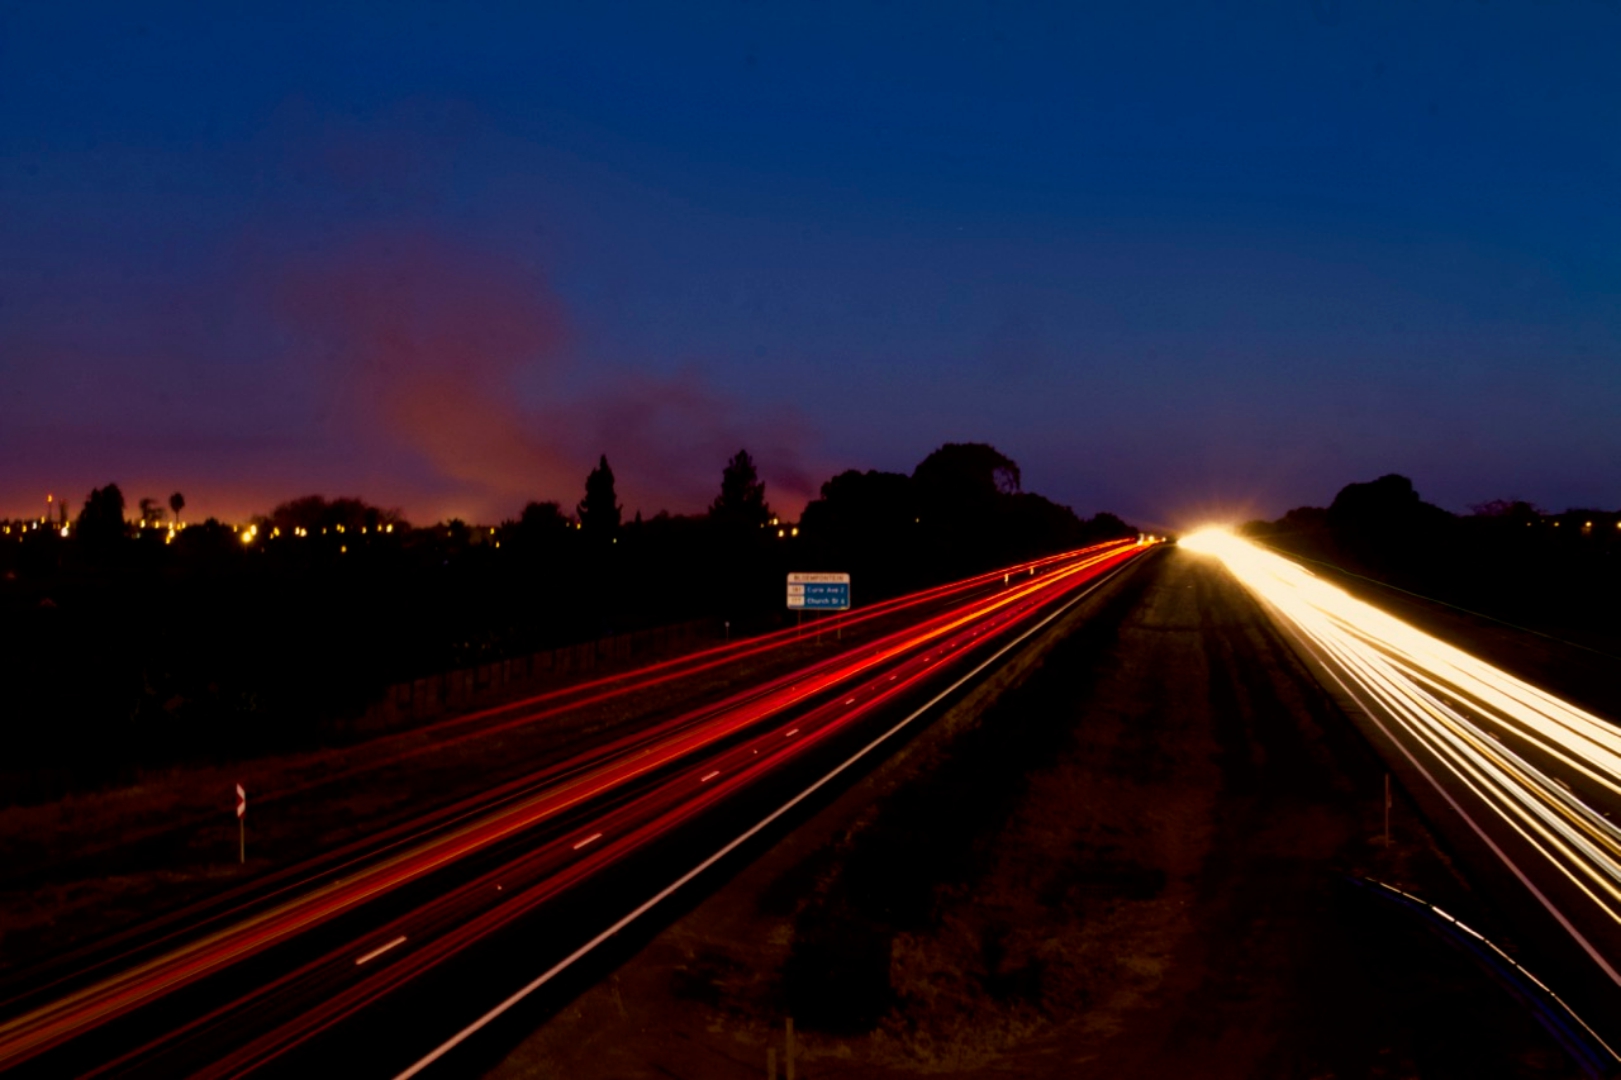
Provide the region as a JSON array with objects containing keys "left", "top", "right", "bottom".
[
  {"left": 912, "top": 443, "right": 1021, "bottom": 510},
  {"left": 710, "top": 449, "right": 772, "bottom": 529},
  {"left": 1325, "top": 473, "right": 1455, "bottom": 574},
  {"left": 1082, "top": 511, "right": 1135, "bottom": 540},
  {"left": 520, "top": 500, "right": 569, "bottom": 531},
  {"left": 515, "top": 500, "right": 572, "bottom": 551},
  {"left": 76, "top": 484, "right": 127, "bottom": 547},
  {"left": 138, "top": 497, "right": 165, "bottom": 527},
  {"left": 169, "top": 492, "right": 185, "bottom": 523},
  {"left": 800, "top": 469, "right": 914, "bottom": 546},
  {"left": 907, "top": 444, "right": 1028, "bottom": 574},
  {"left": 1470, "top": 498, "right": 1541, "bottom": 526},
  {"left": 265, "top": 495, "right": 403, "bottom": 537},
  {"left": 577, "top": 455, "right": 621, "bottom": 543}
]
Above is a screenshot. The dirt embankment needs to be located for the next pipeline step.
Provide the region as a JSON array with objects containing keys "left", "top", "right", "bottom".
[{"left": 488, "top": 550, "right": 1581, "bottom": 1079}]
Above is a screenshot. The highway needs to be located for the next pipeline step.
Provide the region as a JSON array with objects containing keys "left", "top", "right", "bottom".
[
  {"left": 0, "top": 538, "right": 1152, "bottom": 1077},
  {"left": 472, "top": 544, "right": 1606, "bottom": 1078},
  {"left": 1182, "top": 529, "right": 1621, "bottom": 1056}
]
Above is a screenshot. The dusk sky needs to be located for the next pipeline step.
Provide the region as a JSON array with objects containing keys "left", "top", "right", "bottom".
[{"left": 3, "top": 3, "right": 1618, "bottom": 529}]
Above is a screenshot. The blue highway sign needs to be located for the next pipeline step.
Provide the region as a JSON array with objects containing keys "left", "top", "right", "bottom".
[{"left": 787, "top": 572, "right": 851, "bottom": 610}]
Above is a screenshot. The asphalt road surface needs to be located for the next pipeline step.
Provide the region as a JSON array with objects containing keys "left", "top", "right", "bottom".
[
  {"left": 5, "top": 537, "right": 1612, "bottom": 1079},
  {"left": 0, "top": 540, "right": 1150, "bottom": 1078},
  {"left": 1183, "top": 531, "right": 1621, "bottom": 1057},
  {"left": 482, "top": 546, "right": 1600, "bottom": 1080}
]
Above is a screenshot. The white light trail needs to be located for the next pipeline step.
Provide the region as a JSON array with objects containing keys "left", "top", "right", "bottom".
[{"left": 1182, "top": 528, "right": 1621, "bottom": 981}]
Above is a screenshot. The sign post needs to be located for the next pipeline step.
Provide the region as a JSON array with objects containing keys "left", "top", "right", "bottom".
[
  {"left": 788, "top": 573, "right": 850, "bottom": 644},
  {"left": 236, "top": 783, "right": 246, "bottom": 864}
]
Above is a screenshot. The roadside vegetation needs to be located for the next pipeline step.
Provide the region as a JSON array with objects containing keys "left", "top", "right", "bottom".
[
  {"left": 0, "top": 443, "right": 1134, "bottom": 805},
  {"left": 1241, "top": 474, "right": 1621, "bottom": 648}
]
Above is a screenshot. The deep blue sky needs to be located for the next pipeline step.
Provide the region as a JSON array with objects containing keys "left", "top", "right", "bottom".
[{"left": 4, "top": 3, "right": 1618, "bottom": 528}]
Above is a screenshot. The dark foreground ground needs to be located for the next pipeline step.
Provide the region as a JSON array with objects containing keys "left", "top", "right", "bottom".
[{"left": 482, "top": 549, "right": 1580, "bottom": 1079}]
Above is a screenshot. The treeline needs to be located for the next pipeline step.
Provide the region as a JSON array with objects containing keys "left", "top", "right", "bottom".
[
  {"left": 0, "top": 443, "right": 1134, "bottom": 803},
  {"left": 1242, "top": 473, "right": 1621, "bottom": 639}
]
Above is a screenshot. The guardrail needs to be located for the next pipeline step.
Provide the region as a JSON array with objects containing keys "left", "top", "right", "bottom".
[{"left": 1346, "top": 874, "right": 1621, "bottom": 1079}]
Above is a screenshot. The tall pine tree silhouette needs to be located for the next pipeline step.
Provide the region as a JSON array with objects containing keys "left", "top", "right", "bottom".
[
  {"left": 577, "top": 454, "right": 621, "bottom": 544},
  {"left": 709, "top": 449, "right": 772, "bottom": 531}
]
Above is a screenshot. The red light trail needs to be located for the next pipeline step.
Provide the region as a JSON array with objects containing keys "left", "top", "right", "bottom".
[{"left": 0, "top": 538, "right": 1152, "bottom": 1076}]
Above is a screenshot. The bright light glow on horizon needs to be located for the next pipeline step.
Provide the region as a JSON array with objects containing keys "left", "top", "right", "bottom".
[{"left": 1178, "top": 525, "right": 1237, "bottom": 555}]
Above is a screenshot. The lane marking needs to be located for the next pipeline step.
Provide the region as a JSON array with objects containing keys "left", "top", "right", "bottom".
[
  {"left": 701, "top": 771, "right": 720, "bottom": 782},
  {"left": 571, "top": 833, "right": 602, "bottom": 851},
  {"left": 392, "top": 551, "right": 1144, "bottom": 1080},
  {"left": 354, "top": 936, "right": 407, "bottom": 966}
]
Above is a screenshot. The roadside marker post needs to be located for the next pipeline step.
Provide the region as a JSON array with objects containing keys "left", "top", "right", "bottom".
[
  {"left": 236, "top": 783, "right": 246, "bottom": 864},
  {"left": 1384, "top": 773, "right": 1392, "bottom": 847}
]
